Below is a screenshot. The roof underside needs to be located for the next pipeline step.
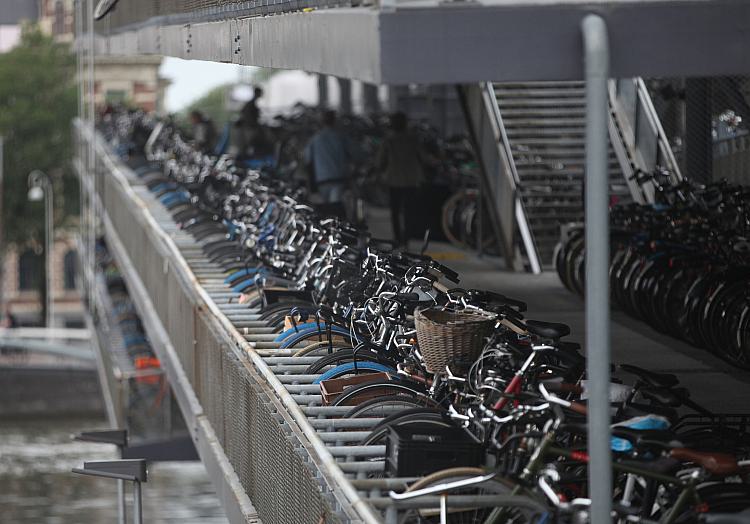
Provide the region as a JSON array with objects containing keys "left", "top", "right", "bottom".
[{"left": 92, "top": 0, "right": 750, "bottom": 84}]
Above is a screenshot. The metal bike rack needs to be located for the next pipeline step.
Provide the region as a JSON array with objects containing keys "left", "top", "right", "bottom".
[{"left": 75, "top": 1, "right": 750, "bottom": 522}]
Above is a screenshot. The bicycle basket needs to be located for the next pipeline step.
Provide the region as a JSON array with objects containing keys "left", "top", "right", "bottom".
[{"left": 414, "top": 307, "right": 495, "bottom": 373}]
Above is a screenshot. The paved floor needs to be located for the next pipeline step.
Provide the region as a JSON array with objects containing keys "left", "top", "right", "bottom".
[{"left": 366, "top": 205, "right": 750, "bottom": 413}]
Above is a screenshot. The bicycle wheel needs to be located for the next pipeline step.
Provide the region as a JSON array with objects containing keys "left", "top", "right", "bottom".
[
  {"left": 360, "top": 408, "right": 453, "bottom": 446},
  {"left": 313, "top": 362, "right": 396, "bottom": 384},
  {"left": 344, "top": 394, "right": 439, "bottom": 419},
  {"left": 293, "top": 342, "right": 350, "bottom": 357},
  {"left": 332, "top": 379, "right": 427, "bottom": 407},
  {"left": 398, "top": 468, "right": 545, "bottom": 524},
  {"left": 304, "top": 348, "right": 385, "bottom": 374}
]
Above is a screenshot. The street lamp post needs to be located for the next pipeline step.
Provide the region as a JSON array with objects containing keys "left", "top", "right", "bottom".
[{"left": 27, "top": 170, "right": 53, "bottom": 331}]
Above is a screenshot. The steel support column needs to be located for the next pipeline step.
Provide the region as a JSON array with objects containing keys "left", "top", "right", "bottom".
[
  {"left": 582, "top": 14, "right": 612, "bottom": 524},
  {"left": 317, "top": 74, "right": 329, "bottom": 108},
  {"left": 338, "top": 77, "right": 352, "bottom": 115},
  {"left": 363, "top": 83, "right": 381, "bottom": 114}
]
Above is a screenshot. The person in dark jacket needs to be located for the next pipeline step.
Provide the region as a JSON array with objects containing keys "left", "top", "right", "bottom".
[
  {"left": 189, "top": 110, "right": 217, "bottom": 154},
  {"left": 376, "top": 112, "right": 425, "bottom": 246},
  {"left": 304, "top": 110, "right": 359, "bottom": 217}
]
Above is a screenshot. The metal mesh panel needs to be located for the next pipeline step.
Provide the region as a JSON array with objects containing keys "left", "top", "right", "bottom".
[
  {"left": 166, "top": 269, "right": 196, "bottom": 383},
  {"left": 219, "top": 349, "right": 338, "bottom": 524},
  {"left": 87, "top": 127, "right": 348, "bottom": 523},
  {"left": 94, "top": 0, "right": 358, "bottom": 33},
  {"left": 648, "top": 76, "right": 750, "bottom": 184},
  {"left": 195, "top": 313, "right": 226, "bottom": 446}
]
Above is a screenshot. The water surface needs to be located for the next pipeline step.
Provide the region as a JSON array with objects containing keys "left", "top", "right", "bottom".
[{"left": 0, "top": 416, "right": 227, "bottom": 523}]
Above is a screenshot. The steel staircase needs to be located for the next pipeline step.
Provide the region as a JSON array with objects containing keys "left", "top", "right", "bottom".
[
  {"left": 460, "top": 79, "right": 681, "bottom": 271},
  {"left": 493, "top": 81, "right": 633, "bottom": 265}
]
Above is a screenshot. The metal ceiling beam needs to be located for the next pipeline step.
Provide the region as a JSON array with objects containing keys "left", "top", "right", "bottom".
[{"left": 92, "top": 1, "right": 750, "bottom": 83}]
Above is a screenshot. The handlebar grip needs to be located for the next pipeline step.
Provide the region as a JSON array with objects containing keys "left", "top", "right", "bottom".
[
  {"left": 431, "top": 261, "right": 460, "bottom": 284},
  {"left": 392, "top": 293, "right": 421, "bottom": 302}
]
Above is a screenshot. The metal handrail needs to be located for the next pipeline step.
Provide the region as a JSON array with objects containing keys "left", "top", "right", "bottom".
[
  {"left": 481, "top": 82, "right": 542, "bottom": 274},
  {"left": 78, "top": 121, "right": 383, "bottom": 524},
  {"left": 635, "top": 77, "right": 684, "bottom": 183}
]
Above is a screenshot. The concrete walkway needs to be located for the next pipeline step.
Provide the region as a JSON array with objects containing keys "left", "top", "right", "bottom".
[{"left": 366, "top": 205, "right": 750, "bottom": 412}]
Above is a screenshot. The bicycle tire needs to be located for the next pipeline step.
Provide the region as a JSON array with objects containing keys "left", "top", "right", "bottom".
[
  {"left": 313, "top": 362, "right": 396, "bottom": 384},
  {"left": 332, "top": 379, "right": 427, "bottom": 407},
  {"left": 360, "top": 408, "right": 452, "bottom": 446},
  {"left": 293, "top": 342, "right": 349, "bottom": 357},
  {"left": 344, "top": 394, "right": 439, "bottom": 419},
  {"left": 398, "top": 469, "right": 545, "bottom": 524}
]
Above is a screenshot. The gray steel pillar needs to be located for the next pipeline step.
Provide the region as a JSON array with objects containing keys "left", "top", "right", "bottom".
[
  {"left": 338, "top": 77, "right": 352, "bottom": 115},
  {"left": 581, "top": 14, "right": 612, "bottom": 524},
  {"left": 685, "top": 78, "right": 712, "bottom": 183},
  {"left": 317, "top": 74, "right": 329, "bottom": 108},
  {"left": 133, "top": 481, "right": 143, "bottom": 524},
  {"left": 363, "top": 83, "right": 381, "bottom": 114},
  {"left": 117, "top": 479, "right": 126, "bottom": 524}
]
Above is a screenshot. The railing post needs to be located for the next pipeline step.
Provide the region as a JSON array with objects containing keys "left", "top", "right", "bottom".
[{"left": 582, "top": 14, "right": 612, "bottom": 524}]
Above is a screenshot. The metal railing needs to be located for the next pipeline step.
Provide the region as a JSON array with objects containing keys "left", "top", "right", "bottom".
[
  {"left": 480, "top": 82, "right": 542, "bottom": 274},
  {"left": 714, "top": 133, "right": 750, "bottom": 184},
  {"left": 457, "top": 83, "right": 541, "bottom": 273},
  {"left": 609, "top": 78, "right": 684, "bottom": 202},
  {"left": 75, "top": 120, "right": 378, "bottom": 524}
]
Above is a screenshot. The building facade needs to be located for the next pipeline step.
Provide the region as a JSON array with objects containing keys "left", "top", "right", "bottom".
[
  {"left": 1, "top": 238, "right": 82, "bottom": 327},
  {"left": 1, "top": 1, "right": 167, "bottom": 327}
]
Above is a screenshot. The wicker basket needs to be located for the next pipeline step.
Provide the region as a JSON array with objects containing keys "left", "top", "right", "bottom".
[{"left": 414, "top": 308, "right": 495, "bottom": 373}]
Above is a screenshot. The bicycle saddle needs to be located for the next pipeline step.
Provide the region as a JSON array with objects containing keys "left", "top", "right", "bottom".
[
  {"left": 525, "top": 320, "right": 570, "bottom": 340},
  {"left": 610, "top": 428, "right": 683, "bottom": 451},
  {"left": 640, "top": 387, "right": 682, "bottom": 408},
  {"left": 616, "top": 455, "right": 680, "bottom": 476},
  {"left": 619, "top": 364, "right": 679, "bottom": 389},
  {"left": 670, "top": 447, "right": 741, "bottom": 476}
]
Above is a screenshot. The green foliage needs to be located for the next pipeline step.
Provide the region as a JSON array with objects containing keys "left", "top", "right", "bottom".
[
  {"left": 182, "top": 83, "right": 233, "bottom": 129},
  {"left": 0, "top": 25, "right": 78, "bottom": 248}
]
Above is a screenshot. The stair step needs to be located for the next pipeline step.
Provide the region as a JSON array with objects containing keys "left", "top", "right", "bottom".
[
  {"left": 509, "top": 146, "right": 618, "bottom": 157},
  {"left": 500, "top": 107, "right": 587, "bottom": 118},
  {"left": 494, "top": 81, "right": 584, "bottom": 90},
  {"left": 494, "top": 87, "right": 587, "bottom": 99},
  {"left": 505, "top": 137, "right": 587, "bottom": 147},
  {"left": 501, "top": 118, "right": 587, "bottom": 128},
  {"left": 496, "top": 98, "right": 585, "bottom": 108}
]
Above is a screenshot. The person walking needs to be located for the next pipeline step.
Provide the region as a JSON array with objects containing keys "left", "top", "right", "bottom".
[
  {"left": 189, "top": 110, "right": 217, "bottom": 154},
  {"left": 303, "top": 110, "right": 358, "bottom": 217},
  {"left": 241, "top": 86, "right": 264, "bottom": 125},
  {"left": 376, "top": 112, "right": 424, "bottom": 247}
]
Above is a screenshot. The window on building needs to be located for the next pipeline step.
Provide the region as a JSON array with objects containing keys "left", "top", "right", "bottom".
[
  {"left": 53, "top": 1, "right": 65, "bottom": 36},
  {"left": 18, "top": 250, "right": 42, "bottom": 291},
  {"left": 63, "top": 250, "right": 78, "bottom": 290}
]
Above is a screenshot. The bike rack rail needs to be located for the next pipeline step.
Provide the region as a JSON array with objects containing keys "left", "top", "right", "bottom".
[{"left": 79, "top": 121, "right": 526, "bottom": 523}]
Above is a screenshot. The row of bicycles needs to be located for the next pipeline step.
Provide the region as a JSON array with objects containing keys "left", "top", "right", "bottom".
[
  {"left": 555, "top": 179, "right": 750, "bottom": 369},
  {"left": 101, "top": 103, "right": 491, "bottom": 250},
  {"left": 102, "top": 110, "right": 750, "bottom": 524}
]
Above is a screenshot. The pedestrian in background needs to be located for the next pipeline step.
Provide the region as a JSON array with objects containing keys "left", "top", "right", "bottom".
[
  {"left": 189, "top": 110, "right": 217, "bottom": 154},
  {"left": 304, "top": 110, "right": 358, "bottom": 218},
  {"left": 376, "top": 111, "right": 425, "bottom": 247},
  {"left": 241, "top": 86, "right": 264, "bottom": 125}
]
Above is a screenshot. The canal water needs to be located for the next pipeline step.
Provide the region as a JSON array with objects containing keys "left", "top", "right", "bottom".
[{"left": 0, "top": 416, "right": 227, "bottom": 523}]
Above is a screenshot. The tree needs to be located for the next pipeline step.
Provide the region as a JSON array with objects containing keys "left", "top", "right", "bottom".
[
  {"left": 0, "top": 25, "right": 78, "bottom": 243},
  {"left": 182, "top": 83, "right": 232, "bottom": 128},
  {"left": 0, "top": 25, "right": 78, "bottom": 322}
]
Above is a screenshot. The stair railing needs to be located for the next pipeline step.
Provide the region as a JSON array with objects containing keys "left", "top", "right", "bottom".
[
  {"left": 609, "top": 78, "right": 684, "bottom": 203},
  {"left": 480, "top": 82, "right": 542, "bottom": 273}
]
